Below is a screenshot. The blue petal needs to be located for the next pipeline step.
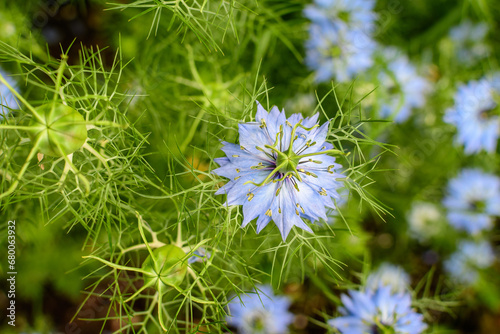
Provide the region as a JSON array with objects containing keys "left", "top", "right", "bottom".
[{"left": 242, "top": 182, "right": 278, "bottom": 227}]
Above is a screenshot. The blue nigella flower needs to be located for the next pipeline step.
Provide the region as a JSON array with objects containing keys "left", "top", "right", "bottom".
[
  {"left": 444, "top": 240, "right": 495, "bottom": 285},
  {"left": 407, "top": 202, "right": 443, "bottom": 243},
  {"left": 305, "top": 20, "right": 376, "bottom": 82},
  {"left": 366, "top": 263, "right": 410, "bottom": 294},
  {"left": 0, "top": 68, "right": 19, "bottom": 116},
  {"left": 444, "top": 77, "right": 500, "bottom": 154},
  {"left": 449, "top": 20, "right": 490, "bottom": 66},
  {"left": 303, "top": 0, "right": 377, "bottom": 33},
  {"left": 329, "top": 285, "right": 427, "bottom": 334},
  {"left": 226, "top": 285, "right": 294, "bottom": 334},
  {"left": 188, "top": 247, "right": 211, "bottom": 264},
  {"left": 443, "top": 169, "right": 500, "bottom": 234},
  {"left": 214, "top": 101, "right": 344, "bottom": 241},
  {"left": 304, "top": 0, "right": 377, "bottom": 83},
  {"left": 304, "top": 23, "right": 376, "bottom": 83},
  {"left": 377, "top": 48, "right": 431, "bottom": 122}
]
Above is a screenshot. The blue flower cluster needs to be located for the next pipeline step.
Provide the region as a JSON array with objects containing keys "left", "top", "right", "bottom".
[
  {"left": 0, "top": 68, "right": 19, "bottom": 116},
  {"left": 444, "top": 77, "right": 500, "bottom": 154},
  {"left": 444, "top": 240, "right": 495, "bottom": 285},
  {"left": 443, "top": 169, "right": 500, "bottom": 235},
  {"left": 449, "top": 20, "right": 490, "bottom": 66},
  {"left": 214, "top": 101, "right": 344, "bottom": 241},
  {"left": 329, "top": 284, "right": 427, "bottom": 334},
  {"left": 304, "top": 0, "right": 377, "bottom": 83},
  {"left": 226, "top": 285, "right": 294, "bottom": 334},
  {"left": 377, "top": 48, "right": 431, "bottom": 123}
]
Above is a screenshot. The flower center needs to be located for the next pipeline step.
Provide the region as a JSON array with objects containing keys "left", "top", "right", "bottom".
[
  {"left": 244, "top": 120, "right": 344, "bottom": 188},
  {"left": 470, "top": 199, "right": 486, "bottom": 212},
  {"left": 338, "top": 10, "right": 351, "bottom": 23},
  {"left": 275, "top": 149, "right": 300, "bottom": 175},
  {"left": 478, "top": 104, "right": 499, "bottom": 120}
]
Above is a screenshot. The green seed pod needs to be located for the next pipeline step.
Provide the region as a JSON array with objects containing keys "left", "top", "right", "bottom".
[
  {"left": 141, "top": 245, "right": 187, "bottom": 289},
  {"left": 28, "top": 103, "right": 87, "bottom": 157}
]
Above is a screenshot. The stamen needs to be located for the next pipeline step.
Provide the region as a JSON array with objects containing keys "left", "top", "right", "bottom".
[
  {"left": 232, "top": 155, "right": 239, "bottom": 157},
  {"left": 247, "top": 192, "right": 254, "bottom": 201},
  {"left": 265, "top": 209, "right": 272, "bottom": 216},
  {"left": 255, "top": 146, "right": 275, "bottom": 160},
  {"left": 235, "top": 168, "right": 240, "bottom": 173},
  {"left": 319, "top": 188, "right": 327, "bottom": 196},
  {"left": 276, "top": 187, "right": 282, "bottom": 196},
  {"left": 260, "top": 118, "right": 266, "bottom": 129},
  {"left": 234, "top": 176, "right": 241, "bottom": 180},
  {"left": 240, "top": 146, "right": 245, "bottom": 150},
  {"left": 295, "top": 209, "right": 300, "bottom": 216}
]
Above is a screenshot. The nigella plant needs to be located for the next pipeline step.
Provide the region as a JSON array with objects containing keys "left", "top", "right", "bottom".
[
  {"left": 304, "top": 0, "right": 377, "bottom": 83},
  {"left": 443, "top": 169, "right": 500, "bottom": 234},
  {"left": 226, "top": 285, "right": 294, "bottom": 334},
  {"left": 444, "top": 77, "right": 500, "bottom": 154},
  {"left": 328, "top": 285, "right": 427, "bottom": 334},
  {"left": 214, "top": 101, "right": 345, "bottom": 241},
  {"left": 444, "top": 240, "right": 495, "bottom": 285}
]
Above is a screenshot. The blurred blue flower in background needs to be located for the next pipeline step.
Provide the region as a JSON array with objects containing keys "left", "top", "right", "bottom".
[
  {"left": 226, "top": 285, "right": 294, "bottom": 334},
  {"left": 303, "top": 0, "right": 377, "bottom": 32},
  {"left": 443, "top": 169, "right": 500, "bottom": 234},
  {"left": 0, "top": 68, "right": 19, "bottom": 116},
  {"left": 214, "top": 101, "right": 344, "bottom": 241},
  {"left": 304, "top": 0, "right": 377, "bottom": 83},
  {"left": 305, "top": 23, "right": 376, "bottom": 83},
  {"left": 377, "top": 48, "right": 431, "bottom": 122},
  {"left": 366, "top": 263, "right": 410, "bottom": 293},
  {"left": 188, "top": 247, "right": 211, "bottom": 264},
  {"left": 444, "top": 78, "right": 500, "bottom": 154},
  {"left": 329, "top": 285, "right": 427, "bottom": 334},
  {"left": 449, "top": 20, "right": 490, "bottom": 66},
  {"left": 407, "top": 202, "right": 443, "bottom": 243},
  {"left": 444, "top": 240, "right": 495, "bottom": 285}
]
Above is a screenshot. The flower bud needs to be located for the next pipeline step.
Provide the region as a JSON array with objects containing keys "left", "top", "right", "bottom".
[
  {"left": 141, "top": 244, "right": 187, "bottom": 289},
  {"left": 28, "top": 103, "right": 87, "bottom": 157}
]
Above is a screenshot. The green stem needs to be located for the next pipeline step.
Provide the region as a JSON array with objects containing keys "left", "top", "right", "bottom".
[
  {"left": 82, "top": 255, "right": 152, "bottom": 276},
  {"left": 137, "top": 212, "right": 156, "bottom": 260},
  {"left": 179, "top": 108, "right": 205, "bottom": 153},
  {"left": 0, "top": 135, "right": 42, "bottom": 200},
  {"left": 54, "top": 141, "right": 90, "bottom": 194},
  {"left": 157, "top": 285, "right": 169, "bottom": 332}
]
